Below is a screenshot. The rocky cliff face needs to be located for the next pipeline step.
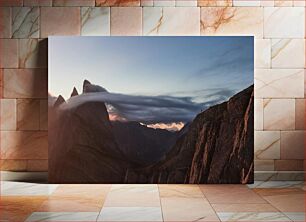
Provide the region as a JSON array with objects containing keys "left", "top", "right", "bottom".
[
  {"left": 48, "top": 100, "right": 130, "bottom": 183},
  {"left": 141, "top": 85, "right": 254, "bottom": 184},
  {"left": 49, "top": 81, "right": 253, "bottom": 184}
]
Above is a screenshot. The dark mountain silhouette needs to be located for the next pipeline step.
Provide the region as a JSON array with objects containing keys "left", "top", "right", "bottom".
[
  {"left": 112, "top": 121, "right": 177, "bottom": 166},
  {"left": 48, "top": 80, "right": 253, "bottom": 184},
  {"left": 48, "top": 100, "right": 129, "bottom": 183},
  {"left": 83, "top": 79, "right": 107, "bottom": 93},
  {"left": 130, "top": 85, "right": 254, "bottom": 184},
  {"left": 53, "top": 95, "right": 65, "bottom": 108},
  {"left": 70, "top": 87, "right": 79, "bottom": 97}
]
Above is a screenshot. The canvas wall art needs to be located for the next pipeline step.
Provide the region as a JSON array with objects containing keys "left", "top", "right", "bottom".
[{"left": 48, "top": 36, "right": 254, "bottom": 184}]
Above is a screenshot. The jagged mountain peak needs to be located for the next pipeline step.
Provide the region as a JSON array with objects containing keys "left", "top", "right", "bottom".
[
  {"left": 70, "top": 87, "right": 79, "bottom": 97},
  {"left": 54, "top": 95, "right": 65, "bottom": 108},
  {"left": 83, "top": 79, "right": 108, "bottom": 94}
]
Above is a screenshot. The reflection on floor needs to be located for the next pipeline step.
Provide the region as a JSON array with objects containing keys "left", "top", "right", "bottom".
[{"left": 0, "top": 181, "right": 304, "bottom": 221}]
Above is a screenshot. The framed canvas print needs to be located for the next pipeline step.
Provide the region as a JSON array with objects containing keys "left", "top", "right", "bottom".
[{"left": 48, "top": 36, "right": 254, "bottom": 184}]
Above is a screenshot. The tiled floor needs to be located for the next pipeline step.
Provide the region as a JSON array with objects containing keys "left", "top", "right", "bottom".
[{"left": 0, "top": 181, "right": 305, "bottom": 222}]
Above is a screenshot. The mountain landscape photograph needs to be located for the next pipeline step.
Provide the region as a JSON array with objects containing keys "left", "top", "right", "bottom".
[{"left": 48, "top": 36, "right": 254, "bottom": 184}]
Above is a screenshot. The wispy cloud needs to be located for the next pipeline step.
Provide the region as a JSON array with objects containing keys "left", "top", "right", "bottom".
[
  {"left": 189, "top": 43, "right": 253, "bottom": 82},
  {"left": 59, "top": 88, "right": 236, "bottom": 124}
]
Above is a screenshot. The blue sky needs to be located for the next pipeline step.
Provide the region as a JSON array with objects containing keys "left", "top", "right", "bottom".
[{"left": 49, "top": 36, "right": 253, "bottom": 125}]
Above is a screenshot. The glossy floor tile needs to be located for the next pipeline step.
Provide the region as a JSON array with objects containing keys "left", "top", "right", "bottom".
[
  {"left": 25, "top": 212, "right": 99, "bottom": 221},
  {"left": 0, "top": 196, "right": 47, "bottom": 221},
  {"left": 217, "top": 212, "right": 291, "bottom": 221},
  {"left": 38, "top": 196, "right": 104, "bottom": 212},
  {"left": 254, "top": 188, "right": 304, "bottom": 196},
  {"left": 98, "top": 207, "right": 163, "bottom": 221},
  {"left": 254, "top": 188, "right": 305, "bottom": 212},
  {"left": 51, "top": 184, "right": 111, "bottom": 198},
  {"left": 158, "top": 184, "right": 204, "bottom": 198},
  {"left": 199, "top": 185, "right": 266, "bottom": 204},
  {"left": 1, "top": 181, "right": 58, "bottom": 196},
  {"left": 248, "top": 181, "right": 304, "bottom": 189},
  {"left": 103, "top": 184, "right": 161, "bottom": 207},
  {"left": 0, "top": 181, "right": 304, "bottom": 222},
  {"left": 161, "top": 197, "right": 219, "bottom": 221},
  {"left": 212, "top": 203, "right": 278, "bottom": 212},
  {"left": 283, "top": 212, "right": 305, "bottom": 221}
]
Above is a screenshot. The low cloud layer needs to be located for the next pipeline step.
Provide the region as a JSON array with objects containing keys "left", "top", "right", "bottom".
[
  {"left": 60, "top": 87, "right": 237, "bottom": 125},
  {"left": 146, "top": 122, "right": 185, "bottom": 132}
]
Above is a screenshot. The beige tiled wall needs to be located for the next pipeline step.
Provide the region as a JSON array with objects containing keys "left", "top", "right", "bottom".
[{"left": 0, "top": 0, "right": 305, "bottom": 176}]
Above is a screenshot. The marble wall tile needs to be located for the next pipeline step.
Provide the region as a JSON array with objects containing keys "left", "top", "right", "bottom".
[
  {"left": 0, "top": 131, "right": 48, "bottom": 159},
  {"left": 264, "top": 7, "right": 305, "bottom": 38},
  {"left": 200, "top": 7, "right": 263, "bottom": 38},
  {"left": 255, "top": 99, "right": 263, "bottom": 130},
  {"left": 272, "top": 39, "right": 305, "bottom": 68},
  {"left": 255, "top": 131, "right": 280, "bottom": 160},
  {"left": 255, "top": 69, "right": 304, "bottom": 98},
  {"left": 263, "top": 99, "right": 295, "bottom": 130},
  {"left": 0, "top": 99, "right": 16, "bottom": 131},
  {"left": 53, "top": 0, "right": 95, "bottom": 6},
  {"left": 27, "top": 160, "right": 48, "bottom": 171},
  {"left": 96, "top": 0, "right": 140, "bottom": 6},
  {"left": 253, "top": 174, "right": 304, "bottom": 182},
  {"left": 81, "top": 7, "right": 110, "bottom": 36},
  {"left": 3, "top": 69, "right": 48, "bottom": 99},
  {"left": 110, "top": 7, "right": 142, "bottom": 36},
  {"left": 280, "top": 131, "right": 304, "bottom": 159},
  {"left": 274, "top": 0, "right": 293, "bottom": 6},
  {"left": 19, "top": 39, "right": 48, "bottom": 68},
  {"left": 154, "top": 0, "right": 175, "bottom": 6},
  {"left": 0, "top": 0, "right": 22, "bottom": 6},
  {"left": 304, "top": 70, "right": 306, "bottom": 98},
  {"left": 0, "top": 7, "right": 11, "bottom": 38},
  {"left": 23, "top": 0, "right": 52, "bottom": 6},
  {"left": 233, "top": 0, "right": 260, "bottom": 6},
  {"left": 260, "top": 0, "right": 274, "bottom": 6},
  {"left": 275, "top": 160, "right": 304, "bottom": 171},
  {"left": 198, "top": 0, "right": 232, "bottom": 6},
  {"left": 17, "top": 99, "right": 40, "bottom": 130},
  {"left": 12, "top": 7, "right": 39, "bottom": 38},
  {"left": 141, "top": 0, "right": 153, "bottom": 6},
  {"left": 254, "top": 160, "right": 274, "bottom": 171},
  {"left": 176, "top": 0, "right": 197, "bottom": 6},
  {"left": 293, "top": 0, "right": 305, "bottom": 6},
  {"left": 41, "top": 7, "right": 80, "bottom": 38},
  {"left": 0, "top": 39, "right": 18, "bottom": 68},
  {"left": 0, "top": 1, "right": 304, "bottom": 174},
  {"left": 295, "top": 99, "right": 304, "bottom": 130},
  {"left": 0, "top": 69, "right": 3, "bottom": 98},
  {"left": 255, "top": 39, "right": 271, "bottom": 68},
  {"left": 39, "top": 99, "right": 47, "bottom": 130},
  {"left": 143, "top": 7, "right": 200, "bottom": 35},
  {"left": 0, "top": 160, "right": 27, "bottom": 171}
]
